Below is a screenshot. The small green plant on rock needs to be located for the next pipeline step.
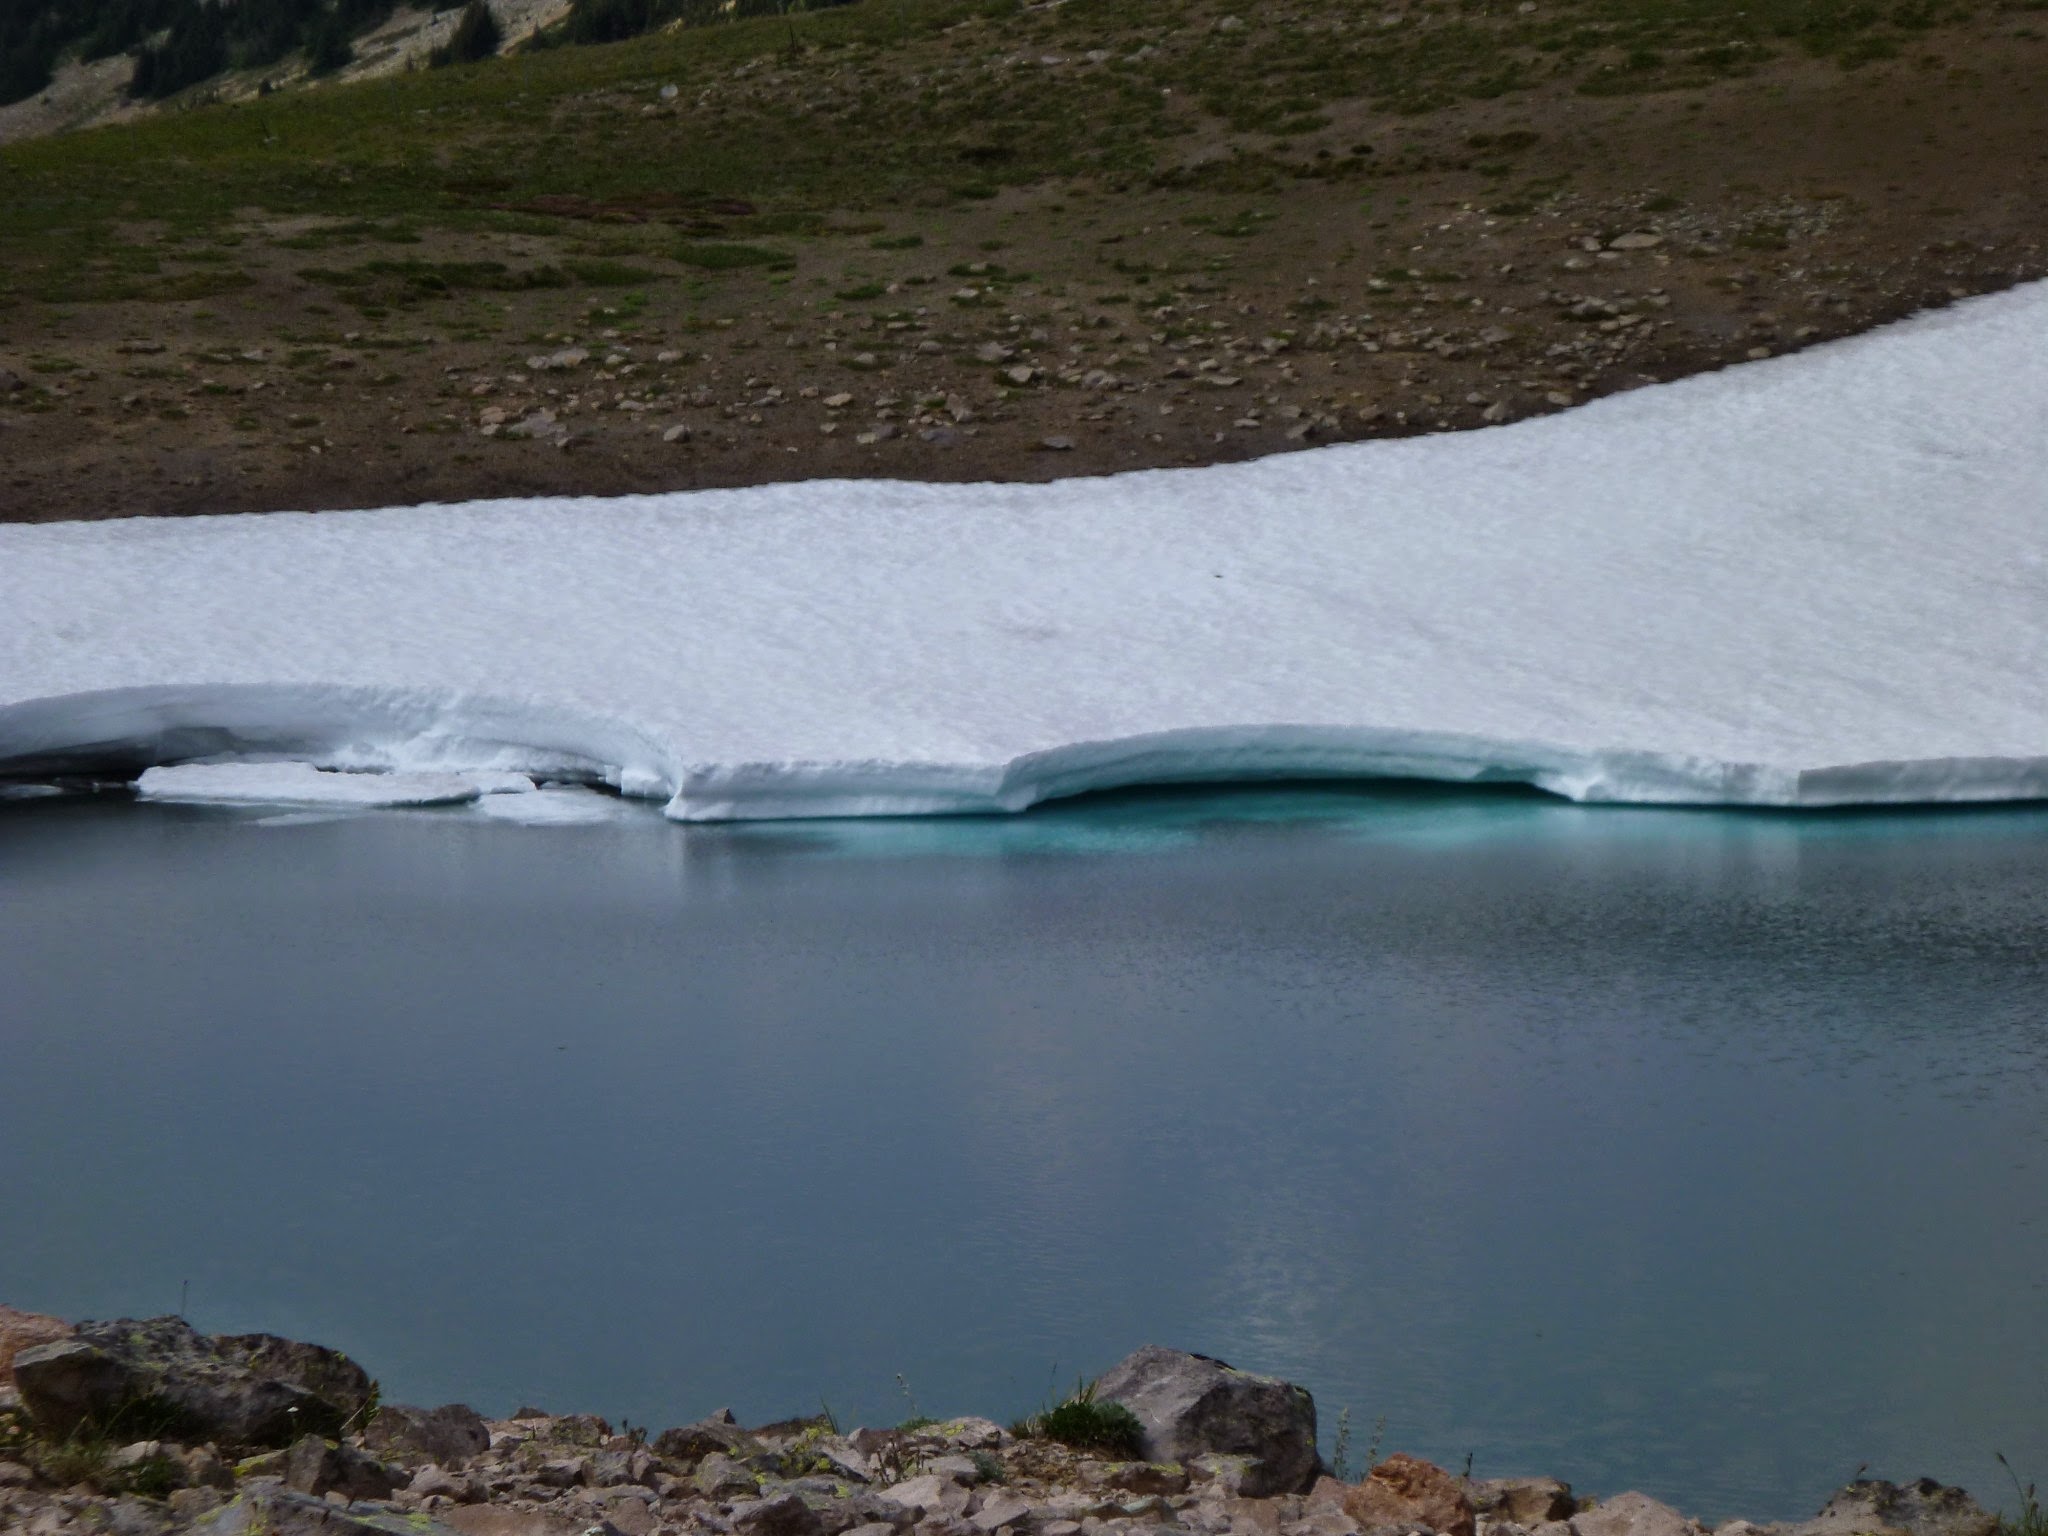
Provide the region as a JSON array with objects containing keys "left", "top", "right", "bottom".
[
  {"left": 33, "top": 1434, "right": 112, "bottom": 1490},
  {"left": 1021, "top": 1379, "right": 1143, "bottom": 1457},
  {"left": 1997, "top": 1454, "right": 2044, "bottom": 1536}
]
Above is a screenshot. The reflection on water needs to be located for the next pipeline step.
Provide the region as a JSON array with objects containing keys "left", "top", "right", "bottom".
[{"left": 2, "top": 786, "right": 2044, "bottom": 1522}]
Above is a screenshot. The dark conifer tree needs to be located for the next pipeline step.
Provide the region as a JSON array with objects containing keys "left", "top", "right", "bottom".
[{"left": 430, "top": 0, "right": 501, "bottom": 66}]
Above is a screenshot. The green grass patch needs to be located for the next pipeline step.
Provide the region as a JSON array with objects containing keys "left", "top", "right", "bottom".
[
  {"left": 1018, "top": 1382, "right": 1143, "bottom": 1457},
  {"left": 298, "top": 259, "right": 575, "bottom": 305},
  {"left": 675, "top": 241, "right": 794, "bottom": 270}
]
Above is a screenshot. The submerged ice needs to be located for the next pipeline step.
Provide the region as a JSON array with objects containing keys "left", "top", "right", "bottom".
[{"left": 2, "top": 284, "right": 2045, "bottom": 820}]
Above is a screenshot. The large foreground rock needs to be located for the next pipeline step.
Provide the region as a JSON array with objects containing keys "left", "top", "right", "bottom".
[
  {"left": 12, "top": 1315, "right": 375, "bottom": 1447},
  {"left": 1092, "top": 1346, "right": 1320, "bottom": 1497},
  {"left": 1783, "top": 1481, "right": 2000, "bottom": 1536}
]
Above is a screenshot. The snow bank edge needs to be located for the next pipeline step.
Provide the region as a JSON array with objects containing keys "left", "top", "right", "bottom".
[{"left": 3, "top": 683, "right": 2046, "bottom": 819}]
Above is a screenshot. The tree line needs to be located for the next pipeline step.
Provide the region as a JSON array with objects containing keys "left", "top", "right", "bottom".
[
  {"left": 0, "top": 0, "right": 845, "bottom": 112},
  {"left": 0, "top": 0, "right": 506, "bottom": 106}
]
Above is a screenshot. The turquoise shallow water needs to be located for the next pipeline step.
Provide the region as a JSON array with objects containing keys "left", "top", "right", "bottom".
[{"left": 2, "top": 786, "right": 2044, "bottom": 1521}]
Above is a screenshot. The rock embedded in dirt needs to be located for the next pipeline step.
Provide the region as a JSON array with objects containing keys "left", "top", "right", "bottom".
[
  {"left": 1782, "top": 1480, "right": 2000, "bottom": 1536},
  {"left": 194, "top": 1485, "right": 460, "bottom": 1534},
  {"left": 283, "top": 1434, "right": 401, "bottom": 1500},
  {"left": 1339, "top": 1454, "right": 1478, "bottom": 1536},
  {"left": 732, "top": 1491, "right": 828, "bottom": 1536},
  {"left": 877, "top": 1471, "right": 975, "bottom": 1521},
  {"left": 362, "top": 1402, "right": 491, "bottom": 1468},
  {"left": 12, "top": 1315, "right": 374, "bottom": 1448},
  {"left": 1466, "top": 1476, "right": 1576, "bottom": 1525},
  {"left": 1092, "top": 1345, "right": 1321, "bottom": 1497}
]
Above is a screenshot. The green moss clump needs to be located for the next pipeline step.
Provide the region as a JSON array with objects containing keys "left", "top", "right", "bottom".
[{"left": 1024, "top": 1384, "right": 1143, "bottom": 1457}]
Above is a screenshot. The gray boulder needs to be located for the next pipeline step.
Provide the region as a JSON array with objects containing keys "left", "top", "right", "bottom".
[
  {"left": 282, "top": 1435, "right": 401, "bottom": 1501},
  {"left": 656, "top": 1407, "right": 758, "bottom": 1464},
  {"left": 362, "top": 1402, "right": 491, "bottom": 1468},
  {"left": 1091, "top": 1345, "right": 1320, "bottom": 1497},
  {"left": 732, "top": 1493, "right": 827, "bottom": 1536},
  {"left": 194, "top": 1486, "right": 460, "bottom": 1534},
  {"left": 1784, "top": 1481, "right": 1999, "bottom": 1536},
  {"left": 12, "top": 1316, "right": 374, "bottom": 1448}
]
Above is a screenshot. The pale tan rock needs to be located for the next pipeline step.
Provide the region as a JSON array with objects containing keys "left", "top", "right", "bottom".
[
  {"left": 879, "top": 1474, "right": 974, "bottom": 1522},
  {"left": 1571, "top": 1492, "right": 1701, "bottom": 1536},
  {"left": 1342, "top": 1456, "right": 1476, "bottom": 1536},
  {"left": 0, "top": 1305, "right": 72, "bottom": 1382},
  {"left": 1468, "top": 1478, "right": 1576, "bottom": 1526}
]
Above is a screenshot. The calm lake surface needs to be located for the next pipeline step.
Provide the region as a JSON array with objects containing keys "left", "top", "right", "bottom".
[{"left": 3, "top": 786, "right": 2045, "bottom": 1521}]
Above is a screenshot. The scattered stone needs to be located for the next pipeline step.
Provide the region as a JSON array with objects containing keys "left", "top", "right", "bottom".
[
  {"left": 663, "top": 424, "right": 691, "bottom": 443},
  {"left": 1039, "top": 434, "right": 1075, "bottom": 451},
  {"left": 503, "top": 409, "right": 559, "bottom": 441},
  {"left": 1607, "top": 233, "right": 1665, "bottom": 251},
  {"left": 824, "top": 392, "right": 855, "bottom": 408},
  {"left": 1092, "top": 1346, "right": 1320, "bottom": 1498},
  {"left": 971, "top": 1491, "right": 1034, "bottom": 1531},
  {"left": 876, "top": 1474, "right": 973, "bottom": 1522},
  {"left": 974, "top": 343, "right": 1015, "bottom": 364},
  {"left": 525, "top": 349, "right": 589, "bottom": 372},
  {"left": 1003, "top": 365, "right": 1037, "bottom": 385},
  {"left": 406, "top": 1464, "right": 468, "bottom": 1501},
  {"left": 694, "top": 1451, "right": 758, "bottom": 1497}
]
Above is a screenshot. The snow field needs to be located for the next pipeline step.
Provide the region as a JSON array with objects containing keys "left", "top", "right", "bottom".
[{"left": 1, "top": 283, "right": 2044, "bottom": 820}]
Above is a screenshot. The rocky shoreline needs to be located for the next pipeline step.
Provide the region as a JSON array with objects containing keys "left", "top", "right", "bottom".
[{"left": 0, "top": 1309, "right": 2013, "bottom": 1536}]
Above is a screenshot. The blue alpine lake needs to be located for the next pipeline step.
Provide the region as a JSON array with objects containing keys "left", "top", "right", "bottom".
[{"left": 2, "top": 785, "right": 2044, "bottom": 1522}]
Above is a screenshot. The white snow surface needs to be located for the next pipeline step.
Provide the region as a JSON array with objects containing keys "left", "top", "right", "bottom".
[
  {"left": 137, "top": 762, "right": 486, "bottom": 808},
  {"left": 3, "top": 285, "right": 2045, "bottom": 820}
]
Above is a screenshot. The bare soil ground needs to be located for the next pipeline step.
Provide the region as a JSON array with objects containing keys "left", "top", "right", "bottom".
[{"left": 1, "top": 1, "right": 2043, "bottom": 523}]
